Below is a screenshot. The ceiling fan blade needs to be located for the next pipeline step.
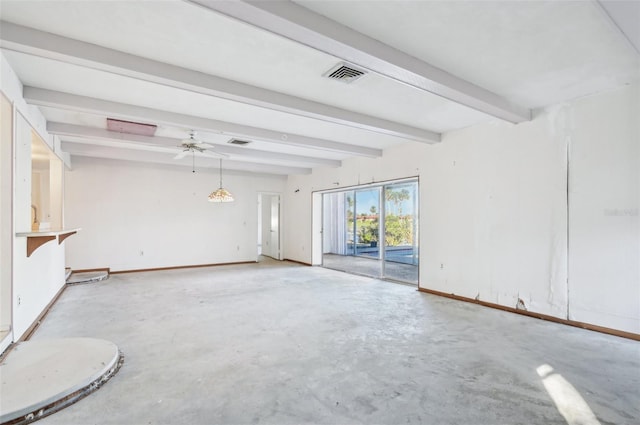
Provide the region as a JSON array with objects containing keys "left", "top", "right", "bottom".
[{"left": 173, "top": 151, "right": 188, "bottom": 160}]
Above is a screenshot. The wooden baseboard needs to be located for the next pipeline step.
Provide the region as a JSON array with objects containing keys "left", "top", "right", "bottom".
[
  {"left": 19, "top": 283, "right": 67, "bottom": 343},
  {"left": 71, "top": 267, "right": 111, "bottom": 274},
  {"left": 284, "top": 258, "right": 312, "bottom": 266},
  {"left": 110, "top": 260, "right": 257, "bottom": 274},
  {"left": 418, "top": 287, "right": 640, "bottom": 341}
]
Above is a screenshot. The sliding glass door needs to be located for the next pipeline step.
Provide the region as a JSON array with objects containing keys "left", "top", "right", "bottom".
[
  {"left": 354, "top": 188, "right": 380, "bottom": 259},
  {"left": 322, "top": 179, "right": 419, "bottom": 284},
  {"left": 383, "top": 182, "right": 418, "bottom": 283}
]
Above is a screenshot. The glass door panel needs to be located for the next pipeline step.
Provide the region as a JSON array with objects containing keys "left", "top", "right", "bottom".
[
  {"left": 322, "top": 191, "right": 354, "bottom": 272},
  {"left": 345, "top": 191, "right": 355, "bottom": 256},
  {"left": 355, "top": 188, "right": 380, "bottom": 258},
  {"left": 383, "top": 182, "right": 419, "bottom": 283}
]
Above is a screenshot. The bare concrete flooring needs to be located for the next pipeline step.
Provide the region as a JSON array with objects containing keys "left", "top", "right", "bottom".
[
  {"left": 30, "top": 259, "right": 638, "bottom": 425},
  {"left": 322, "top": 253, "right": 418, "bottom": 284},
  {"left": 0, "top": 338, "right": 121, "bottom": 423}
]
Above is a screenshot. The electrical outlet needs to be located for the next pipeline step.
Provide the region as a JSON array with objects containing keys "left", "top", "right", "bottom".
[
  {"left": 440, "top": 263, "right": 444, "bottom": 270},
  {"left": 17, "top": 296, "right": 21, "bottom": 306},
  {"left": 139, "top": 250, "right": 144, "bottom": 256}
]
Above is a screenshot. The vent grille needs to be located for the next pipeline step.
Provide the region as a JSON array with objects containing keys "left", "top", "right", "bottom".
[
  {"left": 106, "top": 118, "right": 156, "bottom": 136},
  {"left": 324, "top": 63, "right": 366, "bottom": 83},
  {"left": 228, "top": 139, "right": 251, "bottom": 146}
]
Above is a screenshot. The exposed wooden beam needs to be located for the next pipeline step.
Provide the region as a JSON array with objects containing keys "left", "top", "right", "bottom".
[
  {"left": 48, "top": 122, "right": 341, "bottom": 168},
  {"left": 188, "top": 0, "right": 531, "bottom": 123},
  {"left": 1, "top": 20, "right": 440, "bottom": 143},
  {"left": 24, "top": 87, "right": 382, "bottom": 158}
]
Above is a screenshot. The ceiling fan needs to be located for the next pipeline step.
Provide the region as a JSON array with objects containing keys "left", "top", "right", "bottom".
[{"left": 174, "top": 131, "right": 228, "bottom": 160}]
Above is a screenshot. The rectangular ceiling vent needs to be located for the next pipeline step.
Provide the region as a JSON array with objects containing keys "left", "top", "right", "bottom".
[
  {"left": 323, "top": 62, "right": 367, "bottom": 83},
  {"left": 228, "top": 138, "right": 252, "bottom": 146},
  {"left": 106, "top": 118, "right": 157, "bottom": 136}
]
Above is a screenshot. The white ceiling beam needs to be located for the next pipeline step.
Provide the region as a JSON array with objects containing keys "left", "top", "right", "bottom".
[
  {"left": 24, "top": 86, "right": 382, "bottom": 158},
  {"left": 48, "top": 122, "right": 180, "bottom": 146},
  {"left": 197, "top": 142, "right": 341, "bottom": 167},
  {"left": 48, "top": 122, "right": 342, "bottom": 167},
  {"left": 188, "top": 0, "right": 531, "bottom": 124},
  {"left": 60, "top": 142, "right": 312, "bottom": 176},
  {"left": 0, "top": 20, "right": 439, "bottom": 143}
]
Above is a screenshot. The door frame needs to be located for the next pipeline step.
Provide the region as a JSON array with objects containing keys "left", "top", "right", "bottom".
[
  {"left": 257, "top": 192, "right": 283, "bottom": 261},
  {"left": 315, "top": 177, "right": 419, "bottom": 283}
]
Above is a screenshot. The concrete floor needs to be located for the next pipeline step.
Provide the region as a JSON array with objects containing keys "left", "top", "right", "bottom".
[
  {"left": 0, "top": 338, "right": 121, "bottom": 423},
  {"left": 323, "top": 253, "right": 419, "bottom": 284},
  {"left": 30, "top": 259, "right": 639, "bottom": 425}
]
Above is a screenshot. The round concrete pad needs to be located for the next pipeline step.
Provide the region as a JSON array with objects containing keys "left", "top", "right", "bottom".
[{"left": 0, "top": 338, "right": 122, "bottom": 424}]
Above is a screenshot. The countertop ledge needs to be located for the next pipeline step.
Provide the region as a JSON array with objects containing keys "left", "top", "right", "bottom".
[{"left": 16, "top": 228, "right": 81, "bottom": 237}]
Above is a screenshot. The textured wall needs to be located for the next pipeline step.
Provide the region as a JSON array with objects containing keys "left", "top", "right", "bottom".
[{"left": 285, "top": 84, "right": 639, "bottom": 333}]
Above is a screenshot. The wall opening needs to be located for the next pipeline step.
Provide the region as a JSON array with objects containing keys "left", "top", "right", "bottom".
[{"left": 258, "top": 193, "right": 282, "bottom": 260}]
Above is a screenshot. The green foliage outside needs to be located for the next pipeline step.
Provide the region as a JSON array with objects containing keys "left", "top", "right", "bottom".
[
  {"left": 384, "top": 214, "right": 413, "bottom": 246},
  {"left": 357, "top": 216, "right": 379, "bottom": 244},
  {"left": 348, "top": 188, "right": 414, "bottom": 246}
]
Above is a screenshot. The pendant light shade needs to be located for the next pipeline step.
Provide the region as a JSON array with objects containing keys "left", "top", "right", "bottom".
[
  {"left": 208, "top": 187, "right": 234, "bottom": 203},
  {"left": 208, "top": 158, "right": 234, "bottom": 202}
]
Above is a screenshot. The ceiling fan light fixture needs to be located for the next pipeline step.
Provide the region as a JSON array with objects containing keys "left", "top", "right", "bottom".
[
  {"left": 208, "top": 187, "right": 234, "bottom": 203},
  {"left": 208, "top": 158, "right": 234, "bottom": 203}
]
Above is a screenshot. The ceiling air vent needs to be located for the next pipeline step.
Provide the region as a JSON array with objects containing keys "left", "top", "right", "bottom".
[
  {"left": 323, "top": 62, "right": 367, "bottom": 83},
  {"left": 228, "top": 139, "right": 252, "bottom": 146},
  {"left": 106, "top": 118, "right": 156, "bottom": 136}
]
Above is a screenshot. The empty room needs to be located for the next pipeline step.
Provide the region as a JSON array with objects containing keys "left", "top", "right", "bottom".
[{"left": 0, "top": 1, "right": 638, "bottom": 424}]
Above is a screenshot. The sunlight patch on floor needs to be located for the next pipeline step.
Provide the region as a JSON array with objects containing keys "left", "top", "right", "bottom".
[{"left": 537, "top": 364, "right": 601, "bottom": 425}]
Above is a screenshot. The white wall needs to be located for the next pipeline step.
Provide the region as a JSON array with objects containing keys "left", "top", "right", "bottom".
[
  {"left": 285, "top": 84, "right": 639, "bottom": 334},
  {"left": 12, "top": 108, "right": 67, "bottom": 341},
  {"left": 1, "top": 93, "right": 13, "bottom": 341},
  {"left": 568, "top": 84, "right": 639, "bottom": 333},
  {"left": 64, "top": 157, "right": 286, "bottom": 271},
  {"left": 13, "top": 238, "right": 66, "bottom": 339}
]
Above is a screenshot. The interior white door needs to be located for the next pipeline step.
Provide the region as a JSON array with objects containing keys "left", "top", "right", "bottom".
[
  {"left": 260, "top": 195, "right": 271, "bottom": 257},
  {"left": 270, "top": 196, "right": 280, "bottom": 259}
]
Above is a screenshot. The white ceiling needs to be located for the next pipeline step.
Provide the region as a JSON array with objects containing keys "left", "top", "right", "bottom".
[
  {"left": 0, "top": 0, "right": 637, "bottom": 175},
  {"left": 297, "top": 0, "right": 640, "bottom": 108}
]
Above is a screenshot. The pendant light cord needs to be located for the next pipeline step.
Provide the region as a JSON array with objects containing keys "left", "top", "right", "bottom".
[{"left": 219, "top": 158, "right": 223, "bottom": 187}]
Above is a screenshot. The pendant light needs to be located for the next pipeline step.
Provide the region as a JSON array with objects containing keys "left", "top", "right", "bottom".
[{"left": 208, "top": 158, "right": 234, "bottom": 202}]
